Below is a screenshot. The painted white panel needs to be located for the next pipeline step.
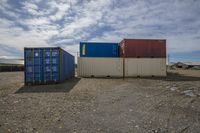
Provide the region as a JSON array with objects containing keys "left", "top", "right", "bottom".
[
  {"left": 125, "top": 58, "right": 166, "bottom": 77},
  {"left": 78, "top": 57, "right": 123, "bottom": 77}
]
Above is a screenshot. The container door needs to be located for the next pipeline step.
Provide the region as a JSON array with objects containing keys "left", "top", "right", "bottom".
[
  {"left": 25, "top": 49, "right": 43, "bottom": 83},
  {"left": 43, "top": 49, "right": 59, "bottom": 82},
  {"left": 125, "top": 59, "right": 138, "bottom": 77}
]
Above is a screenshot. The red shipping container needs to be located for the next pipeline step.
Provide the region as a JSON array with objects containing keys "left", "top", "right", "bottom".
[{"left": 119, "top": 39, "right": 166, "bottom": 58}]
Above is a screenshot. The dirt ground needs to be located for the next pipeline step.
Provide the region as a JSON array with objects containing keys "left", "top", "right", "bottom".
[{"left": 0, "top": 70, "right": 200, "bottom": 133}]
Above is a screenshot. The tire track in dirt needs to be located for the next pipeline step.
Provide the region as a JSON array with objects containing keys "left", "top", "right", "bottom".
[
  {"left": 134, "top": 81, "right": 185, "bottom": 132},
  {"left": 137, "top": 91, "right": 174, "bottom": 132},
  {"left": 166, "top": 96, "right": 186, "bottom": 133}
]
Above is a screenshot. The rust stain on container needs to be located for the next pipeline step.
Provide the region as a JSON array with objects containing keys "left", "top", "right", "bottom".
[{"left": 119, "top": 39, "right": 166, "bottom": 58}]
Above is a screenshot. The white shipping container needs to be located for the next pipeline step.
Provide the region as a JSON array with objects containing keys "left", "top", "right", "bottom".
[
  {"left": 125, "top": 58, "right": 166, "bottom": 77},
  {"left": 78, "top": 57, "right": 123, "bottom": 77}
]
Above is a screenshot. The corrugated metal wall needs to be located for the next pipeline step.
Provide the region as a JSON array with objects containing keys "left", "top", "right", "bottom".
[
  {"left": 119, "top": 39, "right": 166, "bottom": 58},
  {"left": 24, "top": 47, "right": 74, "bottom": 85},
  {"left": 80, "top": 42, "right": 119, "bottom": 57},
  {"left": 124, "top": 58, "right": 166, "bottom": 77},
  {"left": 78, "top": 39, "right": 167, "bottom": 78},
  {"left": 78, "top": 57, "right": 123, "bottom": 77},
  {"left": 77, "top": 58, "right": 166, "bottom": 77}
]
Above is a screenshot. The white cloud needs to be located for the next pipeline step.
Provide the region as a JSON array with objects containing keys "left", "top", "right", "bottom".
[
  {"left": 22, "top": 2, "right": 39, "bottom": 16},
  {"left": 48, "top": 1, "right": 71, "bottom": 21},
  {"left": 0, "top": 0, "right": 200, "bottom": 60},
  {"left": 0, "top": 18, "right": 49, "bottom": 57},
  {"left": 57, "top": 0, "right": 112, "bottom": 40},
  {"left": 23, "top": 17, "right": 50, "bottom": 25},
  {"left": 0, "top": 0, "right": 20, "bottom": 18},
  {"left": 91, "top": 0, "right": 200, "bottom": 53},
  {"left": 23, "top": 1, "right": 38, "bottom": 10}
]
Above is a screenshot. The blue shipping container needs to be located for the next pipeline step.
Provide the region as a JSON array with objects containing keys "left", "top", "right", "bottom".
[
  {"left": 80, "top": 42, "right": 119, "bottom": 57},
  {"left": 24, "top": 47, "right": 75, "bottom": 85}
]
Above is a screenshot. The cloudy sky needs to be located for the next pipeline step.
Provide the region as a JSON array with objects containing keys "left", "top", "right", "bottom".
[{"left": 0, "top": 0, "right": 200, "bottom": 62}]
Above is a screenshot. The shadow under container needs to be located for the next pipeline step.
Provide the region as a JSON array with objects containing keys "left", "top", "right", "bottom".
[{"left": 24, "top": 47, "right": 75, "bottom": 85}]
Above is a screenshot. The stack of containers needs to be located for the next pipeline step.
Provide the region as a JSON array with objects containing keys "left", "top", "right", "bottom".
[
  {"left": 24, "top": 47, "right": 75, "bottom": 85},
  {"left": 78, "top": 42, "right": 123, "bottom": 77},
  {"left": 119, "top": 39, "right": 166, "bottom": 77}
]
